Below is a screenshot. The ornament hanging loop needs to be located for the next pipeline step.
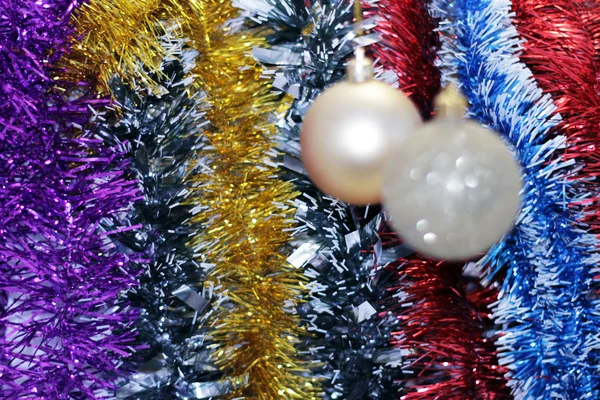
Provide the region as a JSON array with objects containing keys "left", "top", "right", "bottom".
[
  {"left": 353, "top": 0, "right": 363, "bottom": 26},
  {"left": 348, "top": 0, "right": 373, "bottom": 83},
  {"left": 348, "top": 48, "right": 374, "bottom": 83}
]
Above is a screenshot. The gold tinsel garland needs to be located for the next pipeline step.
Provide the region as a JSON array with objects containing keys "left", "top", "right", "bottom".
[
  {"left": 67, "top": 0, "right": 318, "bottom": 397},
  {"left": 185, "top": 1, "right": 320, "bottom": 398},
  {"left": 66, "top": 0, "right": 170, "bottom": 93},
  {"left": 66, "top": 0, "right": 204, "bottom": 93}
]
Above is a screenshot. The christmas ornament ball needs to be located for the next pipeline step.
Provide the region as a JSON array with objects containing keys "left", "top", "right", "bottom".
[
  {"left": 383, "top": 119, "right": 522, "bottom": 260},
  {"left": 301, "top": 79, "right": 422, "bottom": 205}
]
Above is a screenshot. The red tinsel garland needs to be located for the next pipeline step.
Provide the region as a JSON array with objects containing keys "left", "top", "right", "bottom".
[
  {"left": 578, "top": 3, "right": 600, "bottom": 94},
  {"left": 513, "top": 0, "right": 600, "bottom": 228},
  {"left": 366, "top": 1, "right": 510, "bottom": 398},
  {"left": 380, "top": 230, "right": 510, "bottom": 399},
  {"left": 365, "top": 0, "right": 440, "bottom": 119}
]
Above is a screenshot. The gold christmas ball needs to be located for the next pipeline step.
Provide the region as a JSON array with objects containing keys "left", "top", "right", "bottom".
[{"left": 301, "top": 79, "right": 422, "bottom": 205}]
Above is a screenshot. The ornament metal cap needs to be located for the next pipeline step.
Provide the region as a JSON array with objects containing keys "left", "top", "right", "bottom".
[
  {"left": 434, "top": 83, "right": 469, "bottom": 118},
  {"left": 347, "top": 47, "right": 374, "bottom": 83}
]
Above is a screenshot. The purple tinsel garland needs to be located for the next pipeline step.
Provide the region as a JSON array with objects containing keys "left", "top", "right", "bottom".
[{"left": 0, "top": 1, "right": 141, "bottom": 398}]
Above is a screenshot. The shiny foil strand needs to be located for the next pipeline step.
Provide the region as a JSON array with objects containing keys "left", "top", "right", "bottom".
[
  {"left": 184, "top": 1, "right": 317, "bottom": 398},
  {"left": 0, "top": 0, "right": 141, "bottom": 398},
  {"left": 239, "top": 0, "right": 410, "bottom": 398},
  {"left": 92, "top": 35, "right": 223, "bottom": 399},
  {"left": 434, "top": 0, "right": 597, "bottom": 398},
  {"left": 512, "top": 0, "right": 600, "bottom": 396},
  {"left": 365, "top": 1, "right": 509, "bottom": 397}
]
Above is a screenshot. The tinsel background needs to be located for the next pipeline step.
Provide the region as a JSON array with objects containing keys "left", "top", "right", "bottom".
[
  {"left": 1, "top": 0, "right": 600, "bottom": 399},
  {"left": 0, "top": 0, "right": 140, "bottom": 397}
]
